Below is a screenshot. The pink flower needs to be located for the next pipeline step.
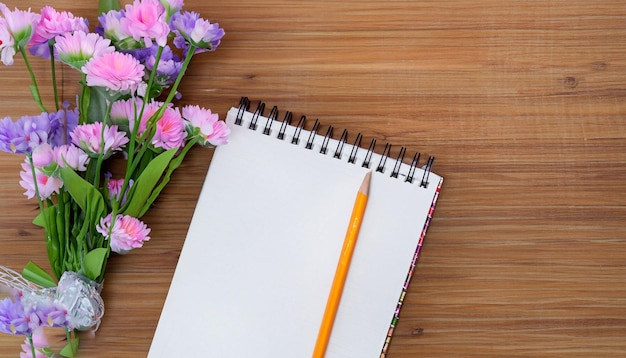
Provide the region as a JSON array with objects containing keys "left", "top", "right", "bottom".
[
  {"left": 19, "top": 328, "right": 49, "bottom": 358},
  {"left": 0, "top": 3, "right": 40, "bottom": 46},
  {"left": 19, "top": 157, "right": 63, "bottom": 200},
  {"left": 28, "top": 6, "right": 89, "bottom": 58},
  {"left": 182, "top": 105, "right": 229, "bottom": 146},
  {"left": 31, "top": 142, "right": 53, "bottom": 167},
  {"left": 55, "top": 31, "right": 115, "bottom": 69},
  {"left": 0, "top": 3, "right": 40, "bottom": 65},
  {"left": 0, "top": 18, "right": 15, "bottom": 65},
  {"left": 120, "top": 0, "right": 170, "bottom": 48},
  {"left": 96, "top": 213, "right": 151, "bottom": 254},
  {"left": 53, "top": 144, "right": 89, "bottom": 171},
  {"left": 82, "top": 52, "right": 145, "bottom": 94},
  {"left": 70, "top": 122, "right": 129, "bottom": 158},
  {"left": 152, "top": 106, "right": 185, "bottom": 150}
]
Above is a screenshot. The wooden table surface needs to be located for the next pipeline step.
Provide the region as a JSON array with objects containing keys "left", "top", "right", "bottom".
[{"left": 1, "top": 0, "right": 625, "bottom": 356}]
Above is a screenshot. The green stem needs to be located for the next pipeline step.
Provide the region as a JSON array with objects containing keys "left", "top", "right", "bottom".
[
  {"left": 27, "top": 334, "right": 36, "bottom": 358},
  {"left": 49, "top": 42, "right": 60, "bottom": 111},
  {"left": 93, "top": 101, "right": 114, "bottom": 190},
  {"left": 79, "top": 74, "right": 89, "bottom": 124},
  {"left": 19, "top": 46, "right": 47, "bottom": 112}
]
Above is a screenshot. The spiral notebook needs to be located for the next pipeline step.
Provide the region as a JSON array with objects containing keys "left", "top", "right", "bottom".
[{"left": 148, "top": 97, "right": 443, "bottom": 357}]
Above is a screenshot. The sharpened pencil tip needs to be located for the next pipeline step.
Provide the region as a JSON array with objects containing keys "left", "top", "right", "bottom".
[{"left": 359, "top": 171, "right": 372, "bottom": 196}]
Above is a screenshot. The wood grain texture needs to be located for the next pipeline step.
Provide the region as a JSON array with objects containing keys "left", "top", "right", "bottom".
[{"left": 0, "top": 0, "right": 625, "bottom": 356}]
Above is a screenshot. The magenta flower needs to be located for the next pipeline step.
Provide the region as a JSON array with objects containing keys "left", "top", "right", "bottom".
[
  {"left": 106, "top": 176, "right": 132, "bottom": 205},
  {"left": 120, "top": 0, "right": 170, "bottom": 48},
  {"left": 182, "top": 105, "right": 229, "bottom": 146},
  {"left": 82, "top": 51, "right": 145, "bottom": 94},
  {"left": 70, "top": 122, "right": 129, "bottom": 158},
  {"left": 54, "top": 31, "right": 115, "bottom": 69},
  {"left": 19, "top": 157, "right": 63, "bottom": 200},
  {"left": 152, "top": 106, "right": 185, "bottom": 150},
  {"left": 96, "top": 213, "right": 151, "bottom": 254},
  {"left": 171, "top": 11, "right": 224, "bottom": 53},
  {"left": 0, "top": 4, "right": 40, "bottom": 59},
  {"left": 28, "top": 6, "right": 89, "bottom": 58},
  {"left": 53, "top": 144, "right": 89, "bottom": 171}
]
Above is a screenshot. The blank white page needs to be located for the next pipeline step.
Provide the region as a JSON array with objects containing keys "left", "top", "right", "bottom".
[{"left": 148, "top": 105, "right": 442, "bottom": 358}]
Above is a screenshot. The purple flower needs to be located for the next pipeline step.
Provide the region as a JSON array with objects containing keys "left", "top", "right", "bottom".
[
  {"left": 97, "top": 9, "right": 136, "bottom": 47},
  {"left": 0, "top": 113, "right": 51, "bottom": 154},
  {"left": 96, "top": 213, "right": 151, "bottom": 254},
  {"left": 120, "top": 0, "right": 170, "bottom": 48},
  {"left": 70, "top": 122, "right": 129, "bottom": 158},
  {"left": 48, "top": 103, "right": 79, "bottom": 147},
  {"left": 28, "top": 6, "right": 89, "bottom": 58},
  {"left": 0, "top": 294, "right": 39, "bottom": 335},
  {"left": 171, "top": 11, "right": 224, "bottom": 53}
]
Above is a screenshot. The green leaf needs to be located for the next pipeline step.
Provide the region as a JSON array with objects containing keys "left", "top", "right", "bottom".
[
  {"left": 22, "top": 261, "right": 56, "bottom": 288},
  {"left": 59, "top": 167, "right": 106, "bottom": 221},
  {"left": 122, "top": 148, "right": 177, "bottom": 217},
  {"left": 29, "top": 84, "right": 41, "bottom": 106},
  {"left": 83, "top": 248, "right": 109, "bottom": 281},
  {"left": 86, "top": 86, "right": 109, "bottom": 124},
  {"left": 98, "top": 0, "right": 120, "bottom": 15},
  {"left": 59, "top": 334, "right": 79, "bottom": 358}
]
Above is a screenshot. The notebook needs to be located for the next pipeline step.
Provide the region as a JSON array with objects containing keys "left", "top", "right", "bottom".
[{"left": 148, "top": 97, "right": 443, "bottom": 357}]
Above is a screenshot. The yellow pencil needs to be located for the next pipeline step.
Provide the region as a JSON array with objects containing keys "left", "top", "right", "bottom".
[{"left": 313, "top": 171, "right": 372, "bottom": 358}]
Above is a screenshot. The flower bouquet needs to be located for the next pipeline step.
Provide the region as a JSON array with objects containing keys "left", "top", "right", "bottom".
[{"left": 0, "top": 0, "right": 227, "bottom": 356}]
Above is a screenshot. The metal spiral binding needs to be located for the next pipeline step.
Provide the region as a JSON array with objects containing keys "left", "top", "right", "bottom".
[
  {"left": 305, "top": 119, "right": 320, "bottom": 149},
  {"left": 333, "top": 129, "right": 348, "bottom": 159},
  {"left": 263, "top": 106, "right": 279, "bottom": 135},
  {"left": 277, "top": 111, "right": 293, "bottom": 140},
  {"left": 236, "top": 97, "right": 435, "bottom": 187},
  {"left": 320, "top": 126, "right": 333, "bottom": 154}
]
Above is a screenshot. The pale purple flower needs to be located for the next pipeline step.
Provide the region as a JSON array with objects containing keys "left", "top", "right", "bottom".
[
  {"left": 0, "top": 113, "right": 50, "bottom": 154},
  {"left": 120, "top": 0, "right": 170, "bottom": 48},
  {"left": 0, "top": 294, "right": 41, "bottom": 335},
  {"left": 70, "top": 122, "right": 129, "bottom": 158},
  {"left": 82, "top": 51, "right": 145, "bottom": 94},
  {"left": 152, "top": 106, "right": 185, "bottom": 149},
  {"left": 0, "top": 17, "right": 16, "bottom": 65},
  {"left": 182, "top": 105, "right": 229, "bottom": 146},
  {"left": 28, "top": 6, "right": 89, "bottom": 58},
  {"left": 53, "top": 144, "right": 89, "bottom": 171},
  {"left": 97, "top": 9, "right": 135, "bottom": 47},
  {"left": 171, "top": 11, "right": 224, "bottom": 53},
  {"left": 160, "top": 0, "right": 184, "bottom": 21},
  {"left": 132, "top": 45, "right": 182, "bottom": 87},
  {"left": 0, "top": 3, "right": 40, "bottom": 49},
  {"left": 96, "top": 213, "right": 151, "bottom": 254},
  {"left": 110, "top": 97, "right": 140, "bottom": 130},
  {"left": 48, "top": 103, "right": 79, "bottom": 147},
  {"left": 54, "top": 31, "right": 115, "bottom": 69},
  {"left": 19, "top": 157, "right": 63, "bottom": 200}
]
